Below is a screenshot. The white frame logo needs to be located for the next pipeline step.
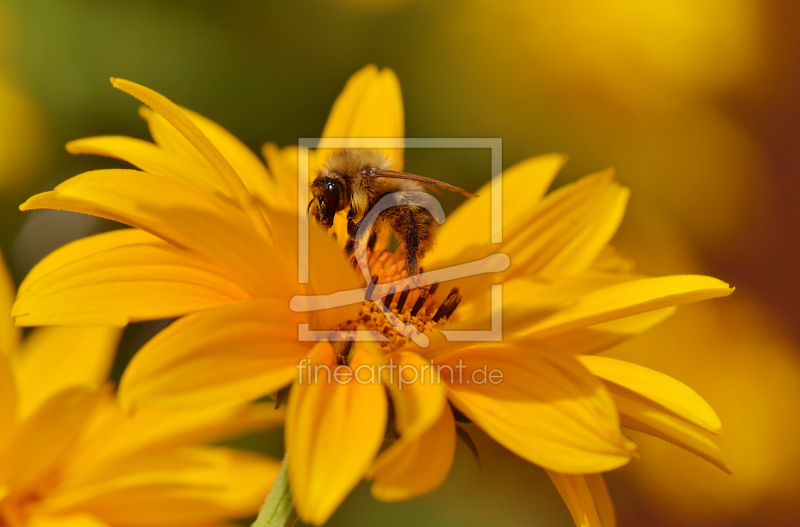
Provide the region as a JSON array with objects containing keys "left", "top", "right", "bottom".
[{"left": 291, "top": 137, "right": 507, "bottom": 346}]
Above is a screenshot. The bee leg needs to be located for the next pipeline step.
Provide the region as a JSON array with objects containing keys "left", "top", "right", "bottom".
[
  {"left": 403, "top": 225, "right": 420, "bottom": 278},
  {"left": 347, "top": 207, "right": 379, "bottom": 254},
  {"left": 344, "top": 239, "right": 355, "bottom": 258},
  {"left": 388, "top": 205, "right": 436, "bottom": 283},
  {"left": 390, "top": 206, "right": 421, "bottom": 281}
]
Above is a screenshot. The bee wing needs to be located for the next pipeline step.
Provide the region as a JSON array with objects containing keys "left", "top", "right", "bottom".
[{"left": 372, "top": 168, "right": 479, "bottom": 198}]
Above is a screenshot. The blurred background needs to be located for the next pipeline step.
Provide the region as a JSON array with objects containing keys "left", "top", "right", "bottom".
[{"left": 1, "top": 0, "right": 799, "bottom": 525}]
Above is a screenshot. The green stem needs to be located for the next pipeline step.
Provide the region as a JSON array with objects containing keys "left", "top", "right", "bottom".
[{"left": 252, "top": 455, "right": 298, "bottom": 527}]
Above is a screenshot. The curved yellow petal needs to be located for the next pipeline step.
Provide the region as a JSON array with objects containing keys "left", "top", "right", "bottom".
[
  {"left": 261, "top": 143, "right": 299, "bottom": 213},
  {"left": 66, "top": 136, "right": 232, "bottom": 200},
  {"left": 138, "top": 106, "right": 207, "bottom": 166},
  {"left": 119, "top": 299, "right": 310, "bottom": 412},
  {"left": 286, "top": 210, "right": 363, "bottom": 329},
  {"left": 179, "top": 106, "right": 277, "bottom": 206},
  {"left": 429, "top": 154, "right": 566, "bottom": 267},
  {"left": 504, "top": 170, "right": 628, "bottom": 279},
  {"left": 14, "top": 326, "right": 120, "bottom": 418},
  {"left": 0, "top": 387, "right": 97, "bottom": 496},
  {"left": 143, "top": 206, "right": 293, "bottom": 300},
  {"left": 579, "top": 355, "right": 721, "bottom": 434},
  {"left": 428, "top": 168, "right": 626, "bottom": 283},
  {"left": 28, "top": 514, "right": 110, "bottom": 527},
  {"left": 13, "top": 243, "right": 249, "bottom": 327},
  {"left": 21, "top": 175, "right": 283, "bottom": 299},
  {"left": 19, "top": 229, "right": 164, "bottom": 293},
  {"left": 68, "top": 401, "right": 282, "bottom": 475},
  {"left": 614, "top": 393, "right": 732, "bottom": 473},
  {"left": 46, "top": 447, "right": 278, "bottom": 527},
  {"left": 369, "top": 403, "right": 455, "bottom": 502},
  {"left": 382, "top": 351, "right": 446, "bottom": 440},
  {"left": 438, "top": 343, "right": 636, "bottom": 473},
  {"left": 19, "top": 169, "right": 247, "bottom": 249},
  {"left": 0, "top": 249, "right": 20, "bottom": 355},
  {"left": 541, "top": 307, "right": 677, "bottom": 355},
  {"left": 451, "top": 272, "right": 640, "bottom": 336},
  {"left": 287, "top": 341, "right": 387, "bottom": 525},
  {"left": 523, "top": 275, "right": 734, "bottom": 338},
  {"left": 546, "top": 471, "right": 616, "bottom": 527},
  {"left": 0, "top": 353, "right": 17, "bottom": 435},
  {"left": 319, "top": 65, "right": 404, "bottom": 171},
  {"left": 111, "top": 79, "right": 268, "bottom": 238}
]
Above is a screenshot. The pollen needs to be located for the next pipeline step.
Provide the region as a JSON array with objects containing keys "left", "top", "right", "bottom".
[{"left": 339, "top": 249, "right": 462, "bottom": 354}]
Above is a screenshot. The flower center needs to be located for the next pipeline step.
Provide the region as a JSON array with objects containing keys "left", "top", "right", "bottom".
[{"left": 337, "top": 249, "right": 463, "bottom": 354}]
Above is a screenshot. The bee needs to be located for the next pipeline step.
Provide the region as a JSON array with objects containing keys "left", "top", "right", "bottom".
[{"left": 309, "top": 149, "right": 478, "bottom": 277}]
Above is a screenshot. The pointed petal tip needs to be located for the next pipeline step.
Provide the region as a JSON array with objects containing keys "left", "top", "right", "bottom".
[
  {"left": 65, "top": 138, "right": 95, "bottom": 154},
  {"left": 19, "top": 191, "right": 56, "bottom": 211},
  {"left": 64, "top": 140, "right": 79, "bottom": 153},
  {"left": 597, "top": 167, "right": 616, "bottom": 182}
]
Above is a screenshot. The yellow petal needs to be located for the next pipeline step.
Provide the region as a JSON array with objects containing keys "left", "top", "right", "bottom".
[
  {"left": 451, "top": 272, "right": 640, "bottom": 336},
  {"left": 0, "top": 387, "right": 97, "bottom": 497},
  {"left": 504, "top": 170, "right": 628, "bottom": 279},
  {"left": 382, "top": 351, "right": 446, "bottom": 440},
  {"left": 140, "top": 206, "right": 293, "bottom": 300},
  {"left": 28, "top": 514, "right": 110, "bottom": 527},
  {"left": 19, "top": 169, "right": 248, "bottom": 248},
  {"left": 14, "top": 327, "right": 119, "bottom": 418},
  {"left": 261, "top": 143, "right": 300, "bottom": 213},
  {"left": 546, "top": 471, "right": 616, "bottom": 527},
  {"left": 585, "top": 473, "right": 616, "bottom": 527},
  {"left": 138, "top": 106, "right": 207, "bottom": 166},
  {"left": 541, "top": 307, "right": 676, "bottom": 355},
  {"left": 283, "top": 209, "right": 363, "bottom": 329},
  {"left": 0, "top": 249, "right": 20, "bottom": 355},
  {"left": 369, "top": 403, "right": 456, "bottom": 502},
  {"left": 428, "top": 154, "right": 566, "bottom": 267},
  {"left": 66, "top": 136, "right": 232, "bottom": 200},
  {"left": 179, "top": 106, "right": 277, "bottom": 207},
  {"left": 438, "top": 343, "right": 636, "bottom": 473},
  {"left": 319, "top": 65, "right": 404, "bottom": 171},
  {"left": 0, "top": 353, "right": 17, "bottom": 436},
  {"left": 614, "top": 393, "right": 731, "bottom": 473},
  {"left": 579, "top": 355, "right": 722, "bottom": 434},
  {"left": 111, "top": 79, "right": 268, "bottom": 238},
  {"left": 137, "top": 105, "right": 279, "bottom": 209},
  {"left": 19, "top": 229, "right": 164, "bottom": 293},
  {"left": 428, "top": 169, "right": 626, "bottom": 282},
  {"left": 13, "top": 242, "right": 249, "bottom": 327},
  {"left": 46, "top": 446, "right": 278, "bottom": 527},
  {"left": 287, "top": 341, "right": 387, "bottom": 525},
  {"left": 119, "top": 299, "right": 310, "bottom": 412},
  {"left": 68, "top": 400, "right": 282, "bottom": 475},
  {"left": 523, "top": 275, "right": 734, "bottom": 338}
]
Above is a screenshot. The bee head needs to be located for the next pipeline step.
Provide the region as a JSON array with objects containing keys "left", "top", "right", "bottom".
[{"left": 311, "top": 176, "right": 345, "bottom": 228}]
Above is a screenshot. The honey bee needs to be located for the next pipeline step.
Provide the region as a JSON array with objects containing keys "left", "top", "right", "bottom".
[{"left": 309, "top": 149, "right": 478, "bottom": 277}]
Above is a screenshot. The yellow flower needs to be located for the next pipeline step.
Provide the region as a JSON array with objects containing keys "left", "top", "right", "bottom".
[
  {"left": 0, "top": 251, "right": 281, "bottom": 527},
  {"left": 13, "top": 65, "right": 733, "bottom": 526}
]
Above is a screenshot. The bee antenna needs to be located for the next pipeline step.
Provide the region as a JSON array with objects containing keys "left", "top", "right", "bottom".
[{"left": 306, "top": 199, "right": 314, "bottom": 216}]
